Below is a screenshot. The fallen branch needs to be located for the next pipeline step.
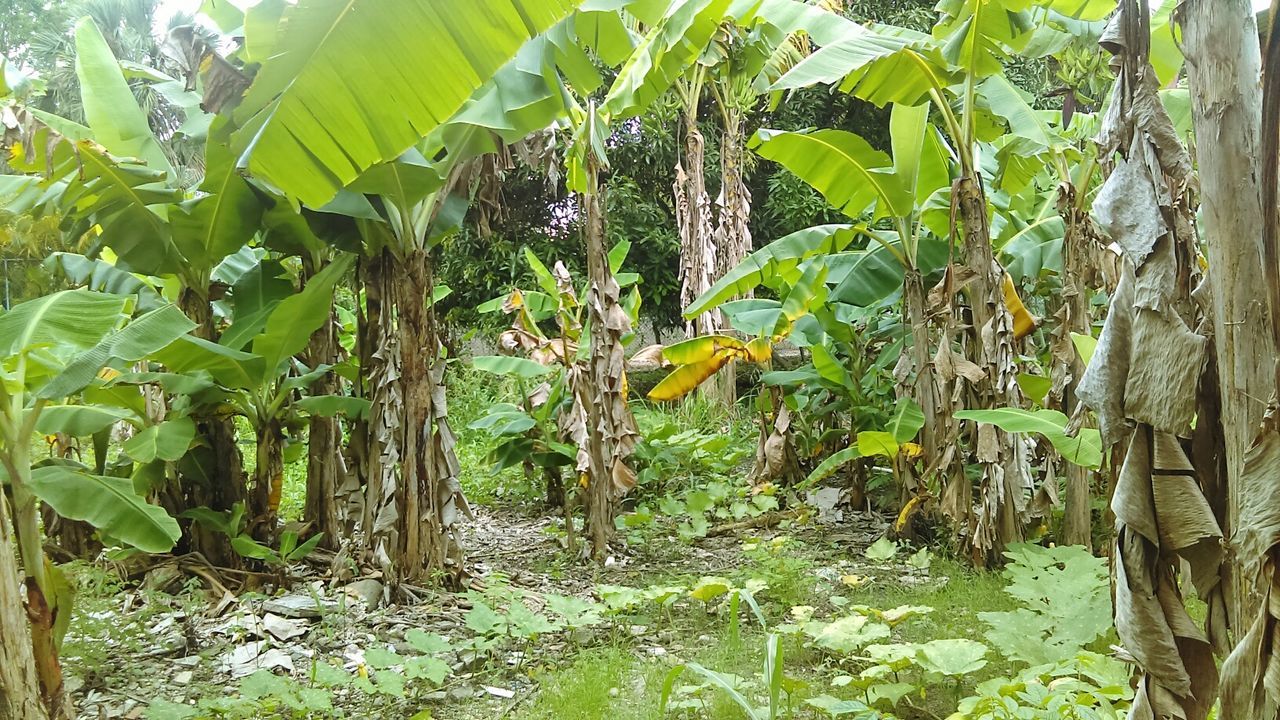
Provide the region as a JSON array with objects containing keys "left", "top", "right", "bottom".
[{"left": 705, "top": 508, "right": 800, "bottom": 537}]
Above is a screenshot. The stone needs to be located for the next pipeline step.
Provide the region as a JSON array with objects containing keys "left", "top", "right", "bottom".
[
  {"left": 263, "top": 613, "right": 309, "bottom": 641},
  {"left": 262, "top": 594, "right": 335, "bottom": 619},
  {"left": 343, "top": 578, "right": 384, "bottom": 611}
]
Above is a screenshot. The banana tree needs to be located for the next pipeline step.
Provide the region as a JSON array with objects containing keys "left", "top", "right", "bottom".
[
  {"left": 5, "top": 18, "right": 271, "bottom": 563},
  {"left": 153, "top": 255, "right": 355, "bottom": 536},
  {"left": 0, "top": 290, "right": 192, "bottom": 719},
  {"left": 766, "top": 1, "right": 1079, "bottom": 561},
  {"left": 673, "top": 0, "right": 857, "bottom": 404}
]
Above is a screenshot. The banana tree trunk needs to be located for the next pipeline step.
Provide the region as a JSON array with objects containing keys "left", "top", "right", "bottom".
[
  {"left": 4, "top": 438, "right": 70, "bottom": 719},
  {"left": 578, "top": 156, "right": 640, "bottom": 559},
  {"left": 955, "top": 174, "right": 1026, "bottom": 564},
  {"left": 302, "top": 257, "right": 345, "bottom": 549},
  {"left": 710, "top": 107, "right": 753, "bottom": 405},
  {"left": 902, "top": 269, "right": 943, "bottom": 503},
  {"left": 0, "top": 497, "right": 53, "bottom": 720},
  {"left": 170, "top": 288, "right": 246, "bottom": 567},
  {"left": 249, "top": 418, "right": 285, "bottom": 538},
  {"left": 1181, "top": 0, "right": 1270, "bottom": 634},
  {"left": 1054, "top": 182, "right": 1106, "bottom": 550},
  {"left": 363, "top": 248, "right": 468, "bottom": 587},
  {"left": 676, "top": 113, "right": 717, "bottom": 339}
]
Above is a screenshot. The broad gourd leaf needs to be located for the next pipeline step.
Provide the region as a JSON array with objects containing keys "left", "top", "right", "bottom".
[
  {"left": 954, "top": 407, "right": 1101, "bottom": 468},
  {"left": 915, "top": 638, "right": 988, "bottom": 676},
  {"left": 812, "top": 615, "right": 891, "bottom": 653},
  {"left": 27, "top": 465, "right": 180, "bottom": 553}
]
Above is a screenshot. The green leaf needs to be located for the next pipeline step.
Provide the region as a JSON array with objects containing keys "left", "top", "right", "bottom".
[
  {"left": 979, "top": 74, "right": 1056, "bottom": 147},
  {"left": 44, "top": 253, "right": 165, "bottom": 311},
  {"left": 74, "top": 18, "right": 174, "bottom": 176},
  {"left": 1016, "top": 373, "right": 1051, "bottom": 406},
  {"left": 295, "top": 395, "right": 371, "bottom": 419},
  {"left": 673, "top": 663, "right": 763, "bottom": 720},
  {"left": 690, "top": 576, "right": 733, "bottom": 603},
  {"left": 773, "top": 25, "right": 952, "bottom": 107},
  {"left": 806, "top": 695, "right": 874, "bottom": 717},
  {"left": 887, "top": 397, "right": 925, "bottom": 443},
  {"left": 804, "top": 446, "right": 863, "bottom": 488},
  {"left": 251, "top": 254, "right": 353, "bottom": 381},
  {"left": 686, "top": 224, "right": 857, "bottom": 318},
  {"left": 123, "top": 418, "right": 197, "bottom": 463},
  {"left": 171, "top": 137, "right": 267, "bottom": 270},
  {"left": 812, "top": 615, "right": 891, "bottom": 653},
  {"left": 864, "top": 536, "right": 898, "bottom": 561},
  {"left": 0, "top": 290, "right": 128, "bottom": 361},
  {"left": 915, "top": 638, "right": 988, "bottom": 676},
  {"left": 154, "top": 335, "right": 265, "bottom": 390},
  {"left": 954, "top": 407, "right": 1102, "bottom": 468},
  {"left": 34, "top": 405, "right": 134, "bottom": 437},
  {"left": 472, "top": 355, "right": 554, "bottom": 379},
  {"left": 752, "top": 128, "right": 909, "bottom": 219},
  {"left": 231, "top": 0, "right": 582, "bottom": 205},
  {"left": 603, "top": 0, "right": 733, "bottom": 117},
  {"left": 41, "top": 303, "right": 197, "bottom": 400},
  {"left": 26, "top": 465, "right": 180, "bottom": 553},
  {"left": 811, "top": 344, "right": 854, "bottom": 391},
  {"left": 856, "top": 430, "right": 898, "bottom": 459},
  {"left": 1071, "top": 331, "right": 1097, "bottom": 366}
]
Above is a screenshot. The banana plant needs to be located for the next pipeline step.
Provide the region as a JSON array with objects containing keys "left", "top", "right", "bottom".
[
  {"left": 765, "top": 1, "right": 1081, "bottom": 561},
  {"left": 476, "top": 243, "right": 642, "bottom": 550},
  {"left": 0, "top": 289, "right": 193, "bottom": 718},
  {"left": 6, "top": 17, "right": 272, "bottom": 564},
  {"left": 150, "top": 254, "right": 355, "bottom": 536}
]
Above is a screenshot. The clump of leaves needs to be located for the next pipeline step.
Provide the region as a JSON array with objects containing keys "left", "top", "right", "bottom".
[
  {"left": 952, "top": 651, "right": 1133, "bottom": 720},
  {"left": 977, "top": 543, "right": 1111, "bottom": 666}
]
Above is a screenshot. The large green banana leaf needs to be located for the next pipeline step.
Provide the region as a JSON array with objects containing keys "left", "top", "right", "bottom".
[
  {"left": 684, "top": 224, "right": 858, "bottom": 318},
  {"left": 74, "top": 17, "right": 174, "bottom": 176},
  {"left": 751, "top": 128, "right": 910, "bottom": 219},
  {"left": 26, "top": 465, "right": 180, "bottom": 553},
  {"left": 772, "top": 25, "right": 955, "bottom": 107},
  {"left": 231, "top": 0, "right": 584, "bottom": 206},
  {"left": 249, "top": 254, "right": 355, "bottom": 382}
]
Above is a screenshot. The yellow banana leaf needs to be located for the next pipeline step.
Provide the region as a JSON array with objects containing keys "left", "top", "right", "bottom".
[
  {"left": 1002, "top": 273, "right": 1039, "bottom": 341},
  {"left": 647, "top": 350, "right": 735, "bottom": 401},
  {"left": 660, "top": 334, "right": 746, "bottom": 365},
  {"left": 744, "top": 337, "right": 773, "bottom": 363}
]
